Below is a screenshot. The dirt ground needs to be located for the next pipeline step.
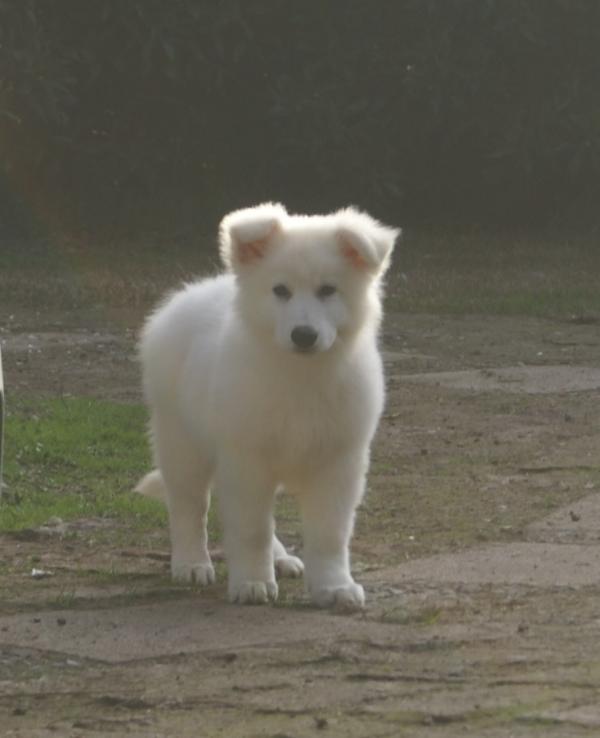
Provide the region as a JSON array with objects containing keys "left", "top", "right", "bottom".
[{"left": 1, "top": 306, "right": 600, "bottom": 737}]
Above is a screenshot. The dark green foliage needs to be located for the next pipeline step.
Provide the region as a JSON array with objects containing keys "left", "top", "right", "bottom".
[{"left": 0, "top": 0, "right": 598, "bottom": 235}]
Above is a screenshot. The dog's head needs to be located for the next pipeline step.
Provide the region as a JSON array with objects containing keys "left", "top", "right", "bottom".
[{"left": 219, "top": 203, "right": 400, "bottom": 355}]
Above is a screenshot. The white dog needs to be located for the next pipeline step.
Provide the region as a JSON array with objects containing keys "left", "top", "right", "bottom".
[{"left": 136, "top": 203, "right": 399, "bottom": 609}]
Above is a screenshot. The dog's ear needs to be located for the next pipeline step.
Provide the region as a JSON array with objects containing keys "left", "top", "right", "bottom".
[
  {"left": 219, "top": 203, "right": 287, "bottom": 271},
  {"left": 336, "top": 208, "right": 400, "bottom": 276}
]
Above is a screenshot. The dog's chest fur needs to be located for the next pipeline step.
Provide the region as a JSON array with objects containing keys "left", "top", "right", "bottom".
[{"left": 213, "top": 346, "right": 382, "bottom": 473}]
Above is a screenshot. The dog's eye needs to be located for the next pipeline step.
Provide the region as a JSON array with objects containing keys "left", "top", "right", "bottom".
[
  {"left": 273, "top": 284, "right": 292, "bottom": 300},
  {"left": 316, "top": 284, "right": 337, "bottom": 299}
]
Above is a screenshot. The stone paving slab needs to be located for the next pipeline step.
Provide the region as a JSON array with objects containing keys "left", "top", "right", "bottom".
[
  {"left": 401, "top": 365, "right": 600, "bottom": 394},
  {"left": 0, "top": 597, "right": 506, "bottom": 663},
  {"left": 3, "top": 496, "right": 600, "bottom": 667},
  {"left": 523, "top": 704, "right": 600, "bottom": 729},
  {"left": 527, "top": 492, "right": 600, "bottom": 544},
  {"left": 371, "top": 542, "right": 600, "bottom": 587}
]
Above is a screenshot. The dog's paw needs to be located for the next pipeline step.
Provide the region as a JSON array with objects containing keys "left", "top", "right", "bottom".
[
  {"left": 171, "top": 561, "right": 216, "bottom": 586},
  {"left": 311, "top": 582, "right": 365, "bottom": 612},
  {"left": 229, "top": 580, "right": 278, "bottom": 605},
  {"left": 275, "top": 553, "right": 304, "bottom": 579}
]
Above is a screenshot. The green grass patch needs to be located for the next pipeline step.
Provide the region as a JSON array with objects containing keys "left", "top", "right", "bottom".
[
  {"left": 0, "top": 234, "right": 217, "bottom": 310},
  {"left": 3, "top": 229, "right": 600, "bottom": 317},
  {"left": 388, "top": 228, "right": 600, "bottom": 317},
  {"left": 0, "top": 395, "right": 166, "bottom": 532},
  {"left": 379, "top": 606, "right": 442, "bottom": 626}
]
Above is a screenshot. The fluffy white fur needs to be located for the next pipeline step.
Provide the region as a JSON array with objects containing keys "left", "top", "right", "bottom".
[{"left": 136, "top": 203, "right": 399, "bottom": 609}]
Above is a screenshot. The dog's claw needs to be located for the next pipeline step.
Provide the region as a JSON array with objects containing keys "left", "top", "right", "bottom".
[
  {"left": 171, "top": 561, "right": 215, "bottom": 586},
  {"left": 311, "top": 582, "right": 365, "bottom": 611},
  {"left": 275, "top": 554, "right": 304, "bottom": 579},
  {"left": 229, "top": 580, "right": 278, "bottom": 605}
]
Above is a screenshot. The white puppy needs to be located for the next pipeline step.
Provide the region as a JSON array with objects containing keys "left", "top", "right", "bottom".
[{"left": 136, "top": 203, "right": 399, "bottom": 609}]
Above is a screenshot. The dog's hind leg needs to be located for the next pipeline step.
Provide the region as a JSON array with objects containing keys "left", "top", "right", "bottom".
[
  {"left": 152, "top": 411, "right": 215, "bottom": 586},
  {"left": 271, "top": 485, "right": 303, "bottom": 578},
  {"left": 273, "top": 534, "right": 304, "bottom": 578}
]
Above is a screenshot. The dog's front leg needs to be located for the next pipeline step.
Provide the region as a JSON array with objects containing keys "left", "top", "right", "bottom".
[
  {"left": 299, "top": 452, "right": 368, "bottom": 611},
  {"left": 152, "top": 412, "right": 215, "bottom": 586},
  {"left": 217, "top": 454, "right": 278, "bottom": 605}
]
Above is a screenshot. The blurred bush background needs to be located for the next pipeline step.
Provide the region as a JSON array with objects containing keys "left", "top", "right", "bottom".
[{"left": 1, "top": 0, "right": 598, "bottom": 238}]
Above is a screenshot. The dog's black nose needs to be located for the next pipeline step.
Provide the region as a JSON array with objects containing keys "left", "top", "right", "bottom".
[{"left": 291, "top": 325, "right": 318, "bottom": 350}]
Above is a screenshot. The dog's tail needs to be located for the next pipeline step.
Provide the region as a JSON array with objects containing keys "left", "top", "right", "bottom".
[{"left": 135, "top": 469, "right": 167, "bottom": 503}]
